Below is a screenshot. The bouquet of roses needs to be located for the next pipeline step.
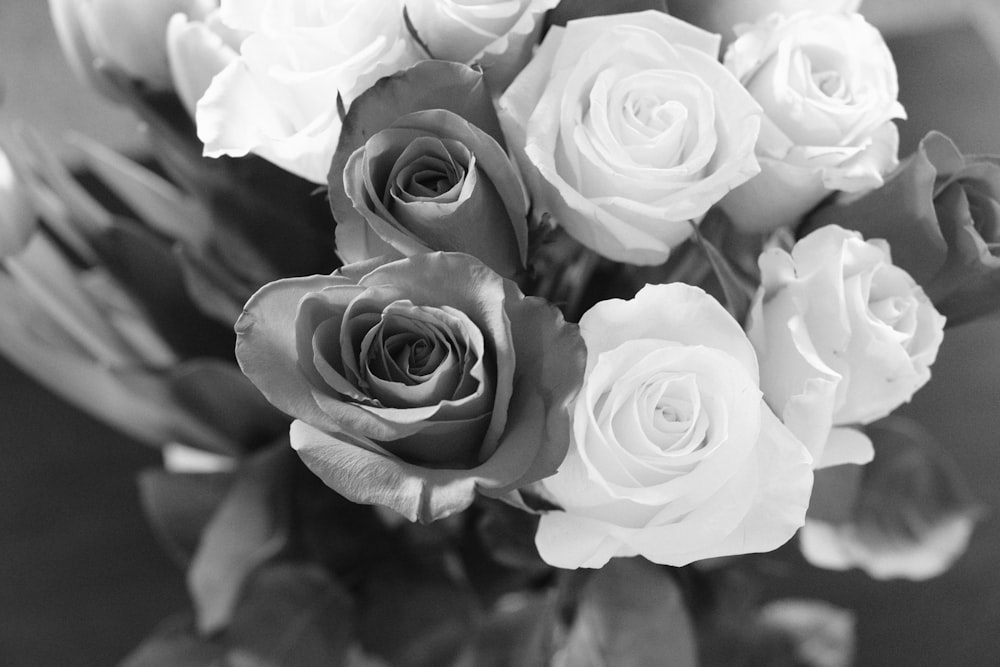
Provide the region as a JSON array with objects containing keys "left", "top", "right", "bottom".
[{"left": 2, "top": 0, "right": 991, "bottom": 664}]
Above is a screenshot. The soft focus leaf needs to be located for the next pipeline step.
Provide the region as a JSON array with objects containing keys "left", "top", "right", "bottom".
[
  {"left": 555, "top": 559, "right": 698, "bottom": 667},
  {"left": 120, "top": 615, "right": 225, "bottom": 667},
  {"left": 546, "top": 0, "right": 669, "bottom": 28},
  {"left": 455, "top": 593, "right": 560, "bottom": 667},
  {"left": 357, "top": 561, "right": 479, "bottom": 667},
  {"left": 475, "top": 498, "right": 548, "bottom": 571},
  {"left": 69, "top": 132, "right": 213, "bottom": 251},
  {"left": 0, "top": 272, "right": 235, "bottom": 451},
  {"left": 224, "top": 563, "right": 355, "bottom": 667},
  {"left": 138, "top": 469, "right": 235, "bottom": 567},
  {"left": 688, "top": 216, "right": 755, "bottom": 325},
  {"left": 91, "top": 218, "right": 236, "bottom": 359},
  {"left": 188, "top": 443, "right": 293, "bottom": 634},
  {"left": 174, "top": 244, "right": 250, "bottom": 325},
  {"left": 801, "top": 416, "right": 984, "bottom": 580},
  {"left": 168, "top": 359, "right": 290, "bottom": 454},
  {"left": 758, "top": 599, "right": 855, "bottom": 667}
]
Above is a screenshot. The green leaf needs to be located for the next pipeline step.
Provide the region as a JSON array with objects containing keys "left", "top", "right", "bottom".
[
  {"left": 188, "top": 444, "right": 293, "bottom": 634},
  {"left": 557, "top": 559, "right": 697, "bottom": 667},
  {"left": 138, "top": 469, "right": 235, "bottom": 567}
]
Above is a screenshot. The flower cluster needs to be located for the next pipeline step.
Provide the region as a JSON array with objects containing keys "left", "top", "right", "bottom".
[{"left": 16, "top": 0, "right": 994, "bottom": 663}]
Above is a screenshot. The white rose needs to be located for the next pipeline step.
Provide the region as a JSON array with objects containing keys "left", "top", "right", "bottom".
[
  {"left": 166, "top": 9, "right": 244, "bottom": 118},
  {"left": 535, "top": 283, "right": 813, "bottom": 569},
  {"left": 49, "top": 0, "right": 218, "bottom": 93},
  {"left": 404, "top": 0, "right": 559, "bottom": 92},
  {"left": 720, "top": 11, "right": 904, "bottom": 232},
  {"left": 498, "top": 11, "right": 762, "bottom": 265},
  {"left": 195, "top": 0, "right": 422, "bottom": 183},
  {"left": 747, "top": 225, "right": 946, "bottom": 468}
]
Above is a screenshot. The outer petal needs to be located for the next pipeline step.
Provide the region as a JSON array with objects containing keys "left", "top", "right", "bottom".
[
  {"left": 581, "top": 283, "right": 759, "bottom": 380},
  {"left": 167, "top": 12, "right": 240, "bottom": 118}
]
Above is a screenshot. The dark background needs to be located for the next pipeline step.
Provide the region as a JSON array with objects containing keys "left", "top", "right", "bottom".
[{"left": 2, "top": 7, "right": 1000, "bottom": 667}]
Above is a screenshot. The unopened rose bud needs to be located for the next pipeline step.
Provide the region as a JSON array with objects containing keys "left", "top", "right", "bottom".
[
  {"left": 49, "top": 0, "right": 217, "bottom": 93},
  {"left": 0, "top": 148, "right": 37, "bottom": 258}
]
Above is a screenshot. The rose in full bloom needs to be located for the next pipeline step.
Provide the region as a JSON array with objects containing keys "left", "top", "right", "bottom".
[
  {"left": 808, "top": 131, "right": 1000, "bottom": 327},
  {"left": 404, "top": 0, "right": 559, "bottom": 92},
  {"left": 166, "top": 7, "right": 244, "bottom": 117},
  {"left": 498, "top": 11, "right": 762, "bottom": 265},
  {"left": 535, "top": 283, "right": 813, "bottom": 569},
  {"left": 50, "top": 0, "right": 217, "bottom": 93},
  {"left": 747, "top": 225, "right": 946, "bottom": 468},
  {"left": 328, "top": 61, "right": 529, "bottom": 278},
  {"left": 235, "top": 252, "right": 585, "bottom": 522},
  {"left": 720, "top": 11, "right": 905, "bottom": 232},
  {"left": 196, "top": 0, "right": 422, "bottom": 183}
]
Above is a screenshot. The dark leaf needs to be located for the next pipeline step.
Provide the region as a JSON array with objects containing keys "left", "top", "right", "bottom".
[
  {"left": 357, "top": 561, "right": 479, "bottom": 667},
  {"left": 455, "top": 593, "right": 560, "bottom": 667},
  {"left": 557, "top": 559, "right": 698, "bottom": 667},
  {"left": 120, "top": 614, "right": 225, "bottom": 667},
  {"left": 225, "top": 563, "right": 355, "bottom": 667},
  {"left": 138, "top": 469, "right": 235, "bottom": 567},
  {"left": 689, "top": 216, "right": 755, "bottom": 325},
  {"left": 90, "top": 218, "right": 236, "bottom": 360},
  {"left": 546, "top": 0, "right": 668, "bottom": 28},
  {"left": 168, "top": 359, "right": 290, "bottom": 454},
  {"left": 476, "top": 498, "right": 548, "bottom": 571},
  {"left": 189, "top": 443, "right": 293, "bottom": 634}
]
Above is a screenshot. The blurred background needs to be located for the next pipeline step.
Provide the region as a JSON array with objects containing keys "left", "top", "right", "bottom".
[{"left": 1, "top": 1, "right": 999, "bottom": 665}]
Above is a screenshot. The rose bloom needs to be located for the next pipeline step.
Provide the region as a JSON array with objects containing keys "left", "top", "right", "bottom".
[
  {"left": 195, "top": 0, "right": 422, "bottom": 183},
  {"left": 535, "top": 283, "right": 813, "bottom": 569},
  {"left": 235, "top": 252, "right": 585, "bottom": 522},
  {"left": 809, "top": 131, "right": 1000, "bottom": 327},
  {"left": 498, "top": 10, "right": 762, "bottom": 265},
  {"left": 404, "top": 0, "right": 559, "bottom": 92},
  {"left": 329, "top": 61, "right": 529, "bottom": 279},
  {"left": 747, "top": 226, "right": 946, "bottom": 468},
  {"left": 720, "top": 10, "right": 905, "bottom": 232}
]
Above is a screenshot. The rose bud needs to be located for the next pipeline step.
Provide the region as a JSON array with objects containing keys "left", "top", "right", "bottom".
[
  {"left": 49, "top": 0, "right": 217, "bottom": 93},
  {"left": 807, "top": 131, "right": 1000, "bottom": 327},
  {"left": 329, "top": 60, "right": 529, "bottom": 279},
  {"left": 747, "top": 225, "right": 946, "bottom": 468},
  {"left": 196, "top": 0, "right": 422, "bottom": 183},
  {"left": 535, "top": 283, "right": 813, "bottom": 568},
  {"left": 235, "top": 252, "right": 585, "bottom": 522},
  {"left": 498, "top": 10, "right": 762, "bottom": 266},
  {"left": 403, "top": 0, "right": 559, "bottom": 93},
  {"left": 720, "top": 11, "right": 905, "bottom": 232},
  {"left": 0, "top": 148, "right": 36, "bottom": 258}
]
